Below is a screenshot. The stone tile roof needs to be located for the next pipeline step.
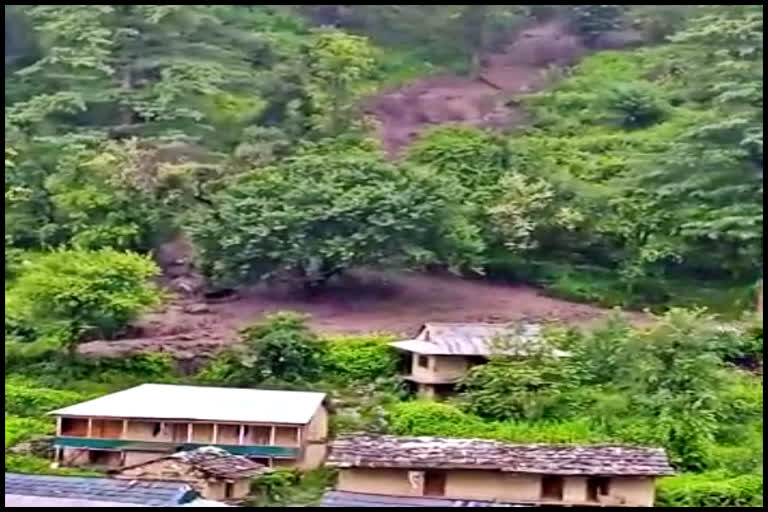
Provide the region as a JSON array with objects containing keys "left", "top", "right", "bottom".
[
  {"left": 321, "top": 490, "right": 532, "bottom": 507},
  {"left": 390, "top": 322, "right": 569, "bottom": 357},
  {"left": 4, "top": 473, "right": 196, "bottom": 507},
  {"left": 327, "top": 435, "right": 675, "bottom": 476},
  {"left": 119, "top": 446, "right": 266, "bottom": 480}
]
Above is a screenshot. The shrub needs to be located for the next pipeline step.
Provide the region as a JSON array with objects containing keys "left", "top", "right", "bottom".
[
  {"left": 603, "top": 82, "right": 667, "bottom": 128},
  {"left": 324, "top": 334, "right": 398, "bottom": 381},
  {"left": 5, "top": 454, "right": 101, "bottom": 477},
  {"left": 388, "top": 401, "right": 487, "bottom": 437},
  {"left": 249, "top": 468, "right": 336, "bottom": 507},
  {"left": 656, "top": 472, "right": 763, "bottom": 507},
  {"left": 5, "top": 378, "right": 92, "bottom": 417},
  {"left": 6, "top": 249, "right": 161, "bottom": 351},
  {"left": 5, "top": 414, "right": 54, "bottom": 448}
]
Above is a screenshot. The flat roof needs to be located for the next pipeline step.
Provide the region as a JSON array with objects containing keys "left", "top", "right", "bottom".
[{"left": 49, "top": 384, "right": 326, "bottom": 425}]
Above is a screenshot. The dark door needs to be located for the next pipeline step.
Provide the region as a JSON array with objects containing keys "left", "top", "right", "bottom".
[
  {"left": 541, "top": 475, "right": 564, "bottom": 501},
  {"left": 172, "top": 423, "right": 187, "bottom": 443},
  {"left": 423, "top": 471, "right": 446, "bottom": 496}
]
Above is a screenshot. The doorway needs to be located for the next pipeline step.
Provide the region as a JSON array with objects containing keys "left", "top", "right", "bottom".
[
  {"left": 541, "top": 475, "right": 564, "bottom": 501},
  {"left": 423, "top": 470, "right": 446, "bottom": 497}
]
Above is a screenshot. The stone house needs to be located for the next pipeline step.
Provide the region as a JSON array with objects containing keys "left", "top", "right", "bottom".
[
  {"left": 325, "top": 435, "right": 675, "bottom": 507},
  {"left": 113, "top": 446, "right": 266, "bottom": 501},
  {"left": 49, "top": 384, "right": 328, "bottom": 471},
  {"left": 390, "top": 322, "right": 568, "bottom": 397}
]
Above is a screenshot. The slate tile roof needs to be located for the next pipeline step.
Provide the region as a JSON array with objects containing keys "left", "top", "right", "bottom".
[
  {"left": 4, "top": 473, "right": 196, "bottom": 507},
  {"left": 390, "top": 322, "right": 569, "bottom": 357},
  {"left": 118, "top": 446, "right": 266, "bottom": 480},
  {"left": 321, "top": 490, "right": 533, "bottom": 507},
  {"left": 326, "top": 435, "right": 675, "bottom": 476}
]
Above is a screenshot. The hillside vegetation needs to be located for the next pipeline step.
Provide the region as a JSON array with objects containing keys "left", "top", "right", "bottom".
[{"left": 4, "top": 4, "right": 763, "bottom": 507}]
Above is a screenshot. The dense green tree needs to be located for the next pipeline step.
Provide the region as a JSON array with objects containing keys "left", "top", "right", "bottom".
[{"left": 187, "top": 146, "right": 484, "bottom": 290}]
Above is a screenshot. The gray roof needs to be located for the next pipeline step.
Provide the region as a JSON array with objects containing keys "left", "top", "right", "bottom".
[
  {"left": 390, "top": 322, "right": 568, "bottom": 357},
  {"left": 321, "top": 490, "right": 532, "bottom": 507},
  {"left": 4, "top": 473, "right": 196, "bottom": 507},
  {"left": 327, "top": 435, "right": 675, "bottom": 476},
  {"left": 116, "top": 446, "right": 266, "bottom": 481}
]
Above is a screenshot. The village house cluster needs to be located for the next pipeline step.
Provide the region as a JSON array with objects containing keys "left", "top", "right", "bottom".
[{"left": 29, "top": 322, "right": 674, "bottom": 507}]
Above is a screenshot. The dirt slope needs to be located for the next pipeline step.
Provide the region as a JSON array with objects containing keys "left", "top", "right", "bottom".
[
  {"left": 78, "top": 268, "right": 647, "bottom": 360},
  {"left": 366, "top": 21, "right": 585, "bottom": 155},
  {"left": 77, "top": 22, "right": 646, "bottom": 361}
]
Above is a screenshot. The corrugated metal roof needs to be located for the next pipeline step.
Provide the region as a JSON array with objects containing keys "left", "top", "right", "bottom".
[
  {"left": 320, "top": 491, "right": 532, "bottom": 507},
  {"left": 49, "top": 384, "right": 326, "bottom": 424},
  {"left": 5, "top": 494, "right": 149, "bottom": 507},
  {"left": 390, "top": 322, "right": 568, "bottom": 357},
  {"left": 4, "top": 473, "right": 194, "bottom": 507}
]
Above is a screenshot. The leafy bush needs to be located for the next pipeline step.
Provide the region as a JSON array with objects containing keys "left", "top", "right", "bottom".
[
  {"left": 603, "top": 82, "right": 667, "bottom": 128},
  {"left": 656, "top": 472, "right": 763, "bottom": 507},
  {"left": 5, "top": 453, "right": 101, "bottom": 477},
  {"left": 5, "top": 378, "right": 92, "bottom": 417},
  {"left": 198, "top": 312, "right": 325, "bottom": 385},
  {"left": 6, "top": 249, "right": 161, "bottom": 350},
  {"left": 249, "top": 468, "right": 336, "bottom": 507},
  {"left": 324, "top": 334, "right": 398, "bottom": 381},
  {"left": 5, "top": 414, "right": 54, "bottom": 448}
]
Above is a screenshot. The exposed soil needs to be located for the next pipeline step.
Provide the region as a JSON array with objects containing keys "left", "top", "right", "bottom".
[
  {"left": 78, "top": 21, "right": 650, "bottom": 361},
  {"left": 365, "top": 21, "right": 586, "bottom": 156},
  {"left": 78, "top": 268, "right": 648, "bottom": 360}
]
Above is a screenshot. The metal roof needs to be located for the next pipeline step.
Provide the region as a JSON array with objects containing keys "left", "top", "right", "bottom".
[
  {"left": 49, "top": 384, "right": 326, "bottom": 425},
  {"left": 4, "top": 473, "right": 195, "bottom": 507},
  {"left": 390, "top": 322, "right": 569, "bottom": 357},
  {"left": 321, "top": 490, "right": 532, "bottom": 507}
]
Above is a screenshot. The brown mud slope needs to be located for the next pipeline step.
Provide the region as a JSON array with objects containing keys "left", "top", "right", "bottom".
[
  {"left": 366, "top": 21, "right": 586, "bottom": 156},
  {"left": 78, "top": 268, "right": 648, "bottom": 360}
]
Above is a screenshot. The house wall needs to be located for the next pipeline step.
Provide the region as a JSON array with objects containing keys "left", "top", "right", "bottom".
[
  {"left": 123, "top": 450, "right": 165, "bottom": 466},
  {"left": 432, "top": 356, "right": 471, "bottom": 381},
  {"left": 192, "top": 423, "right": 214, "bottom": 443},
  {"left": 609, "top": 477, "right": 655, "bottom": 507},
  {"left": 445, "top": 470, "right": 541, "bottom": 501},
  {"left": 61, "top": 447, "right": 90, "bottom": 465},
  {"left": 306, "top": 407, "right": 328, "bottom": 442},
  {"left": 126, "top": 420, "right": 173, "bottom": 442},
  {"left": 335, "top": 468, "right": 657, "bottom": 506},
  {"left": 217, "top": 424, "right": 239, "bottom": 444},
  {"left": 275, "top": 426, "right": 299, "bottom": 446},
  {"left": 298, "top": 443, "right": 328, "bottom": 470}
]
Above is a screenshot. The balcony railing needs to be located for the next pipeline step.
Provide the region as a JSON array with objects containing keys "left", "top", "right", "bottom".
[{"left": 53, "top": 436, "right": 300, "bottom": 458}]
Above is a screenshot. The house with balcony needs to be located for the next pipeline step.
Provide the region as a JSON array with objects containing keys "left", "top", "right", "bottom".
[
  {"left": 48, "top": 384, "right": 328, "bottom": 471},
  {"left": 324, "top": 435, "right": 675, "bottom": 507},
  {"left": 390, "top": 322, "right": 568, "bottom": 398}
]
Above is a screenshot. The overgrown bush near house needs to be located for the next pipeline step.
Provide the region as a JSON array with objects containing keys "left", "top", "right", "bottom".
[
  {"left": 249, "top": 467, "right": 336, "bottom": 507},
  {"left": 5, "top": 453, "right": 101, "bottom": 477},
  {"left": 324, "top": 334, "right": 398, "bottom": 381},
  {"left": 5, "top": 378, "right": 93, "bottom": 417},
  {"left": 656, "top": 472, "right": 764, "bottom": 507},
  {"left": 4, "top": 414, "right": 54, "bottom": 448},
  {"left": 6, "top": 249, "right": 161, "bottom": 353}
]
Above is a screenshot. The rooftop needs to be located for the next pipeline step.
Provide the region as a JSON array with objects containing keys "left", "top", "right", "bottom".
[
  {"left": 117, "top": 446, "right": 267, "bottom": 480},
  {"left": 4, "top": 473, "right": 196, "bottom": 507},
  {"left": 326, "top": 435, "right": 675, "bottom": 476},
  {"left": 321, "top": 490, "right": 532, "bottom": 507},
  {"left": 390, "top": 322, "right": 569, "bottom": 357},
  {"left": 49, "top": 384, "right": 326, "bottom": 425}
]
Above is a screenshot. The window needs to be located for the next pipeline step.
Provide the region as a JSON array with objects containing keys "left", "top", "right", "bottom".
[
  {"left": 423, "top": 471, "right": 446, "bottom": 497},
  {"left": 152, "top": 423, "right": 161, "bottom": 437},
  {"left": 587, "top": 477, "right": 610, "bottom": 502},
  {"left": 417, "top": 355, "right": 430, "bottom": 368},
  {"left": 541, "top": 476, "right": 564, "bottom": 501}
]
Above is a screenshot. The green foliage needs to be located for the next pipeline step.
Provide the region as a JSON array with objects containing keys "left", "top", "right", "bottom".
[
  {"left": 249, "top": 468, "right": 336, "bottom": 507},
  {"left": 5, "top": 454, "right": 102, "bottom": 477},
  {"left": 6, "top": 249, "right": 160, "bottom": 351},
  {"left": 603, "top": 83, "right": 668, "bottom": 128},
  {"left": 324, "top": 334, "right": 399, "bottom": 381},
  {"left": 198, "top": 312, "right": 325, "bottom": 385},
  {"left": 5, "top": 378, "right": 92, "bottom": 417},
  {"left": 656, "top": 472, "right": 763, "bottom": 508},
  {"left": 5, "top": 414, "right": 54, "bottom": 448},
  {"left": 188, "top": 147, "right": 484, "bottom": 289},
  {"left": 567, "top": 5, "right": 627, "bottom": 42}
]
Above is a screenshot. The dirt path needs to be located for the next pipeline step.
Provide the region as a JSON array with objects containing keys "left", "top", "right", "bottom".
[
  {"left": 78, "top": 269, "right": 647, "bottom": 360},
  {"left": 366, "top": 21, "right": 586, "bottom": 156}
]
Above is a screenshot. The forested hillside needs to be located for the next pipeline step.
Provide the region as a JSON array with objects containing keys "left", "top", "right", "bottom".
[{"left": 4, "top": 4, "right": 763, "bottom": 507}]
